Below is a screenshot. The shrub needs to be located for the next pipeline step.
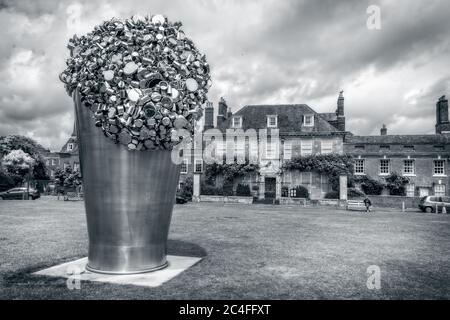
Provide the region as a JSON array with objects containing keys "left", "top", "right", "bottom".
[
  {"left": 0, "top": 170, "right": 16, "bottom": 192},
  {"left": 222, "top": 183, "right": 234, "bottom": 196},
  {"left": 236, "top": 184, "right": 251, "bottom": 196},
  {"left": 177, "top": 176, "right": 193, "bottom": 201},
  {"left": 54, "top": 167, "right": 82, "bottom": 191},
  {"left": 385, "top": 172, "right": 409, "bottom": 196},
  {"left": 324, "top": 191, "right": 339, "bottom": 199},
  {"left": 201, "top": 184, "right": 222, "bottom": 196},
  {"left": 291, "top": 185, "right": 309, "bottom": 198},
  {"left": 348, "top": 188, "right": 365, "bottom": 198},
  {"left": 355, "top": 175, "right": 385, "bottom": 195}
]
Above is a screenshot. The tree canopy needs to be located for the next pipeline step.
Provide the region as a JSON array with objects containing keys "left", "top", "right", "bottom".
[{"left": 0, "top": 135, "right": 50, "bottom": 181}]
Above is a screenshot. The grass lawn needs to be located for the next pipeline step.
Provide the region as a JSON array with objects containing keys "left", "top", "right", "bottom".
[{"left": 0, "top": 196, "right": 449, "bottom": 299}]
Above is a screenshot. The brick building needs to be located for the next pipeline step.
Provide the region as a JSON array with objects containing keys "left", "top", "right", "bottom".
[
  {"left": 43, "top": 124, "right": 80, "bottom": 179},
  {"left": 181, "top": 93, "right": 348, "bottom": 200},
  {"left": 344, "top": 95, "right": 450, "bottom": 197},
  {"left": 183, "top": 92, "right": 450, "bottom": 200}
]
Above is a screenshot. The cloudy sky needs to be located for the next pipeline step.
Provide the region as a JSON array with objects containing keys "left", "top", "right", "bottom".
[{"left": 1, "top": 0, "right": 450, "bottom": 150}]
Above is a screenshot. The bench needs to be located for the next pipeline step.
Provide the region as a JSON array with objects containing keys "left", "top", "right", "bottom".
[{"left": 346, "top": 200, "right": 366, "bottom": 211}]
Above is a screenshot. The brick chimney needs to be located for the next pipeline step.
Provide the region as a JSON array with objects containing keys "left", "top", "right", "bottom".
[
  {"left": 217, "top": 97, "right": 228, "bottom": 128},
  {"left": 436, "top": 95, "right": 450, "bottom": 134},
  {"left": 203, "top": 101, "right": 214, "bottom": 131},
  {"left": 380, "top": 124, "right": 387, "bottom": 136},
  {"left": 336, "top": 90, "right": 346, "bottom": 131}
]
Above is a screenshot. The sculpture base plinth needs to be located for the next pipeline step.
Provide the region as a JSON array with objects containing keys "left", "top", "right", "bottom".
[
  {"left": 85, "top": 261, "right": 169, "bottom": 275},
  {"left": 33, "top": 255, "right": 202, "bottom": 287}
]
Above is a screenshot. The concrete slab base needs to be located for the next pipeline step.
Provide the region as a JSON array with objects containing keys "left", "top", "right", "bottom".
[{"left": 33, "top": 255, "right": 202, "bottom": 288}]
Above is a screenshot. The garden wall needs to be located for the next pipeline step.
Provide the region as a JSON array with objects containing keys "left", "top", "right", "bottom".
[
  {"left": 199, "top": 195, "right": 253, "bottom": 204},
  {"left": 279, "top": 197, "right": 308, "bottom": 205},
  {"left": 366, "top": 195, "right": 421, "bottom": 209}
]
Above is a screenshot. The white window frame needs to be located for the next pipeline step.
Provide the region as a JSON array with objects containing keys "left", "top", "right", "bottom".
[
  {"left": 303, "top": 114, "right": 314, "bottom": 127},
  {"left": 267, "top": 115, "right": 278, "bottom": 128},
  {"left": 379, "top": 159, "right": 390, "bottom": 176},
  {"left": 320, "top": 140, "right": 333, "bottom": 154},
  {"left": 403, "top": 159, "right": 415, "bottom": 176},
  {"left": 354, "top": 159, "right": 365, "bottom": 175},
  {"left": 434, "top": 184, "right": 446, "bottom": 197},
  {"left": 180, "top": 159, "right": 188, "bottom": 174},
  {"left": 73, "top": 163, "right": 80, "bottom": 172},
  {"left": 232, "top": 116, "right": 242, "bottom": 128},
  {"left": 300, "top": 140, "right": 313, "bottom": 156},
  {"left": 194, "top": 159, "right": 203, "bottom": 173},
  {"left": 67, "top": 143, "right": 74, "bottom": 151},
  {"left": 52, "top": 159, "right": 57, "bottom": 166},
  {"left": 283, "top": 141, "right": 292, "bottom": 160},
  {"left": 433, "top": 160, "right": 445, "bottom": 176}
]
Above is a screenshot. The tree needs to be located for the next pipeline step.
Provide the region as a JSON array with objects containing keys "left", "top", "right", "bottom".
[
  {"left": 2, "top": 150, "right": 36, "bottom": 180},
  {"left": 0, "top": 135, "right": 50, "bottom": 181},
  {"left": 2, "top": 150, "right": 36, "bottom": 198},
  {"left": 0, "top": 169, "right": 15, "bottom": 192}
]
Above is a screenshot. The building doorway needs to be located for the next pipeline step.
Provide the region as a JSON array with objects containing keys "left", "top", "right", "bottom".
[{"left": 264, "top": 177, "right": 276, "bottom": 199}]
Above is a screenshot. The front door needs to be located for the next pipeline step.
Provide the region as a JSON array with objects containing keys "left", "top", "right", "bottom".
[{"left": 264, "top": 177, "right": 276, "bottom": 199}]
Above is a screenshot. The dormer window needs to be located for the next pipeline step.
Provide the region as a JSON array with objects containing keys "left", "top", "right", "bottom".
[
  {"left": 67, "top": 143, "right": 74, "bottom": 151},
  {"left": 232, "top": 116, "right": 242, "bottom": 128},
  {"left": 303, "top": 114, "right": 314, "bottom": 127},
  {"left": 267, "top": 115, "right": 278, "bottom": 128}
]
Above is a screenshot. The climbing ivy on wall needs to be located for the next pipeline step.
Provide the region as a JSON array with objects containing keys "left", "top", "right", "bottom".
[
  {"left": 204, "top": 163, "right": 260, "bottom": 185},
  {"left": 281, "top": 154, "right": 354, "bottom": 191}
]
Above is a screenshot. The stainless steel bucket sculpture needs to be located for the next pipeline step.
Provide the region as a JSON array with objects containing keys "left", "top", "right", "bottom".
[
  {"left": 74, "top": 92, "right": 181, "bottom": 274},
  {"left": 61, "top": 15, "right": 210, "bottom": 274}
]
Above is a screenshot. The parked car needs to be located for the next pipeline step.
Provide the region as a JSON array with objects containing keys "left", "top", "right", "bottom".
[
  {"left": 419, "top": 196, "right": 450, "bottom": 213},
  {"left": 176, "top": 194, "right": 188, "bottom": 204},
  {"left": 0, "top": 187, "right": 40, "bottom": 200}
]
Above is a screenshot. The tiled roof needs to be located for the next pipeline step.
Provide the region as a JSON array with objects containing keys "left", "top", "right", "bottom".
[
  {"left": 59, "top": 136, "right": 78, "bottom": 154},
  {"left": 345, "top": 134, "right": 450, "bottom": 144},
  {"left": 318, "top": 112, "right": 337, "bottom": 122},
  {"left": 232, "top": 104, "right": 340, "bottom": 133}
]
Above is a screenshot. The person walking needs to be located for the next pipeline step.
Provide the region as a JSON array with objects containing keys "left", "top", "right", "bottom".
[{"left": 363, "top": 196, "right": 372, "bottom": 213}]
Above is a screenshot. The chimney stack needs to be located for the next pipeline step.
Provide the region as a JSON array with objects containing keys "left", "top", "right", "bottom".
[
  {"left": 380, "top": 124, "right": 387, "bottom": 136},
  {"left": 436, "top": 95, "right": 450, "bottom": 134},
  {"left": 336, "top": 90, "right": 346, "bottom": 131},
  {"left": 217, "top": 97, "right": 228, "bottom": 128},
  {"left": 203, "top": 101, "right": 214, "bottom": 130}
]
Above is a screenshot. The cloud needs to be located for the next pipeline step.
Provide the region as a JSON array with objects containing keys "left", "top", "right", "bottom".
[{"left": 0, "top": 0, "right": 450, "bottom": 149}]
